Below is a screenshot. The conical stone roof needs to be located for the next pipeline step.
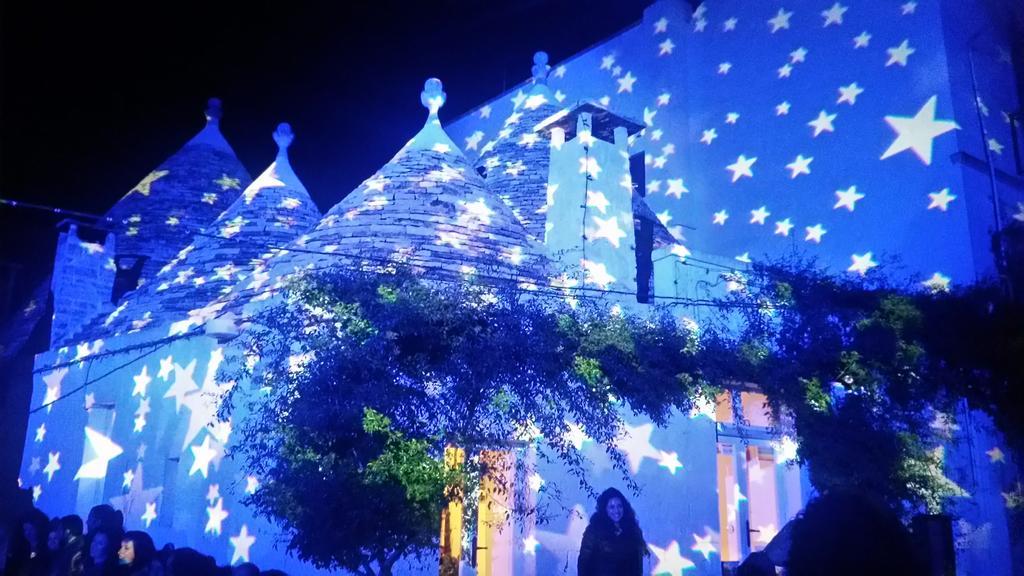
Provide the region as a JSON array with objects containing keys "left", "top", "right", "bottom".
[
  {"left": 474, "top": 52, "right": 564, "bottom": 239},
  {"left": 104, "top": 98, "right": 252, "bottom": 286},
  {"left": 272, "top": 79, "right": 552, "bottom": 290},
  {"left": 82, "top": 123, "right": 320, "bottom": 339}
]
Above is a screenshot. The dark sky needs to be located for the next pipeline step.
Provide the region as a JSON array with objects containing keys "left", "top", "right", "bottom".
[{"left": 0, "top": 0, "right": 653, "bottom": 318}]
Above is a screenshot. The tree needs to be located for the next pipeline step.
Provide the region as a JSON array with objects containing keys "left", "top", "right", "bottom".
[
  {"left": 704, "top": 259, "right": 1022, "bottom": 513},
  {"left": 225, "top": 261, "right": 1024, "bottom": 573},
  {"left": 224, "top": 269, "right": 708, "bottom": 574}
]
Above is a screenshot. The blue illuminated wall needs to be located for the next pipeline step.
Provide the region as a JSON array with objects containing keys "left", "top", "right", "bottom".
[
  {"left": 18, "top": 1, "right": 1024, "bottom": 575},
  {"left": 447, "top": 0, "right": 1024, "bottom": 290}
]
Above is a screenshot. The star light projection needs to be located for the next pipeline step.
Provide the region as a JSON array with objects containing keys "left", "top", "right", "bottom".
[
  {"left": 21, "top": 1, "right": 1022, "bottom": 574},
  {"left": 26, "top": 339, "right": 255, "bottom": 564},
  {"left": 445, "top": 0, "right": 1012, "bottom": 297},
  {"left": 75, "top": 428, "right": 124, "bottom": 480}
]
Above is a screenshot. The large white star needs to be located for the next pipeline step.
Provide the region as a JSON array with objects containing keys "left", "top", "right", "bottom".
[
  {"left": 164, "top": 359, "right": 199, "bottom": 412},
  {"left": 750, "top": 206, "right": 770, "bottom": 225},
  {"left": 726, "top": 155, "right": 757, "bottom": 182},
  {"left": 522, "top": 533, "right": 540, "bottom": 555},
  {"left": 713, "top": 210, "right": 729, "bottom": 225},
  {"left": 848, "top": 252, "right": 878, "bottom": 276},
  {"left": 723, "top": 17, "right": 738, "bottom": 31},
  {"left": 790, "top": 47, "right": 808, "bottom": 64},
  {"left": 822, "top": 2, "right": 847, "bottom": 26},
  {"left": 75, "top": 427, "right": 124, "bottom": 480},
  {"left": 785, "top": 155, "right": 813, "bottom": 178},
  {"left": 43, "top": 452, "right": 61, "bottom": 482},
  {"left": 922, "top": 272, "right": 951, "bottom": 293},
  {"left": 837, "top": 82, "right": 864, "bottom": 105},
  {"left": 649, "top": 540, "right": 696, "bottom": 574},
  {"left": 180, "top": 352, "right": 234, "bottom": 449},
  {"left": 230, "top": 525, "right": 256, "bottom": 564},
  {"left": 658, "top": 451, "right": 683, "bottom": 474},
  {"left": 700, "top": 128, "right": 717, "bottom": 145},
  {"left": 691, "top": 531, "right": 717, "bottom": 560},
  {"left": 141, "top": 502, "right": 157, "bottom": 528},
  {"left": 615, "top": 422, "right": 660, "bottom": 473},
  {"left": 617, "top": 71, "right": 636, "bottom": 93},
  {"left": 510, "top": 90, "right": 527, "bottom": 109},
  {"left": 588, "top": 215, "right": 627, "bottom": 248},
  {"left": 927, "top": 188, "right": 957, "bottom": 211},
  {"left": 464, "top": 131, "right": 484, "bottom": 151},
  {"left": 579, "top": 156, "right": 602, "bottom": 179},
  {"left": 523, "top": 93, "right": 548, "bottom": 111},
  {"left": 767, "top": 8, "right": 792, "bottom": 33},
  {"left": 886, "top": 39, "right": 915, "bottom": 67},
  {"left": 805, "top": 224, "right": 827, "bottom": 243},
  {"left": 653, "top": 16, "right": 669, "bottom": 33},
  {"left": 775, "top": 219, "right": 794, "bottom": 236},
  {"left": 585, "top": 190, "right": 610, "bottom": 213},
  {"left": 214, "top": 174, "right": 241, "bottom": 191},
  {"left": 132, "top": 365, "right": 151, "bottom": 397},
  {"left": 881, "top": 96, "right": 959, "bottom": 164},
  {"left": 157, "top": 355, "right": 174, "bottom": 380},
  {"left": 658, "top": 38, "right": 675, "bottom": 56},
  {"left": 189, "top": 436, "right": 218, "bottom": 478},
  {"left": 581, "top": 259, "right": 616, "bottom": 289},
  {"left": 808, "top": 110, "right": 837, "bottom": 137},
  {"left": 834, "top": 185, "right": 864, "bottom": 211},
  {"left": 205, "top": 497, "right": 229, "bottom": 536},
  {"left": 245, "top": 475, "right": 260, "bottom": 495},
  {"left": 666, "top": 179, "right": 689, "bottom": 198}
]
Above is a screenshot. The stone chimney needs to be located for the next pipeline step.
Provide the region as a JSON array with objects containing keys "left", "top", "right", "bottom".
[{"left": 537, "top": 103, "right": 645, "bottom": 297}]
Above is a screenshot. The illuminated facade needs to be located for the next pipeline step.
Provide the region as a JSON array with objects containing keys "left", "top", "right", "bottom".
[{"left": 17, "top": 1, "right": 1022, "bottom": 575}]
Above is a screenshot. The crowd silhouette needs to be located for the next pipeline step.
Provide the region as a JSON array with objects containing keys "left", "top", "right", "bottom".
[{"left": 3, "top": 503, "right": 281, "bottom": 576}]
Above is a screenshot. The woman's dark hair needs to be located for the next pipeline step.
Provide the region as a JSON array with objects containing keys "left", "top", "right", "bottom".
[
  {"left": 62, "top": 514, "right": 84, "bottom": 537},
  {"left": 89, "top": 528, "right": 116, "bottom": 550},
  {"left": 122, "top": 531, "right": 157, "bottom": 568},
  {"left": 590, "top": 488, "right": 647, "bottom": 551},
  {"left": 21, "top": 508, "right": 50, "bottom": 550}
]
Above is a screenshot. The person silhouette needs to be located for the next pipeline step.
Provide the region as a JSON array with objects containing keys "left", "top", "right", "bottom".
[{"left": 577, "top": 488, "right": 647, "bottom": 576}]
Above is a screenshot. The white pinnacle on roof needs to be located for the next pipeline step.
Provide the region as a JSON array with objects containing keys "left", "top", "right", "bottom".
[
  {"left": 81, "top": 122, "right": 319, "bottom": 339},
  {"left": 184, "top": 97, "right": 235, "bottom": 152},
  {"left": 243, "top": 123, "right": 308, "bottom": 200},
  {"left": 404, "top": 78, "right": 462, "bottom": 154},
  {"left": 526, "top": 51, "right": 557, "bottom": 104}
]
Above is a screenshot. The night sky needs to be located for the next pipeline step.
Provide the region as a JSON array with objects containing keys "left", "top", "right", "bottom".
[{"left": 0, "top": 1, "right": 657, "bottom": 318}]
